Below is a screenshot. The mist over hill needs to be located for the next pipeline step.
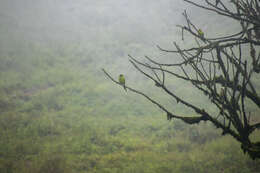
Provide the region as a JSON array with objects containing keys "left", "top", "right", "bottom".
[
  {"left": 0, "top": 0, "right": 234, "bottom": 58},
  {"left": 0, "top": 0, "right": 238, "bottom": 100},
  {"left": 0, "top": 0, "right": 259, "bottom": 172}
]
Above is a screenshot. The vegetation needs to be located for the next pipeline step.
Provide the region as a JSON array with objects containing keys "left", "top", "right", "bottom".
[
  {"left": 0, "top": 0, "right": 260, "bottom": 172},
  {"left": 104, "top": 0, "right": 260, "bottom": 159}
]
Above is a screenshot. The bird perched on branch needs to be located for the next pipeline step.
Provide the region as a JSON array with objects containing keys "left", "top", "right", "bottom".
[
  {"left": 119, "top": 74, "right": 127, "bottom": 92},
  {"left": 197, "top": 28, "right": 206, "bottom": 43},
  {"left": 198, "top": 29, "right": 205, "bottom": 39}
]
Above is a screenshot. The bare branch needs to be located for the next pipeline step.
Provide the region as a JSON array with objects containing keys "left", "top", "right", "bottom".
[{"left": 105, "top": 0, "right": 260, "bottom": 159}]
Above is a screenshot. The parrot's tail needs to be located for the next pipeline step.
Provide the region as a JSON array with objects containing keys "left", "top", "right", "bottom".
[{"left": 124, "top": 85, "right": 127, "bottom": 92}]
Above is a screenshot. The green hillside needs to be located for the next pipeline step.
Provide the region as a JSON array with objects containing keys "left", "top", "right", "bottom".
[{"left": 0, "top": 0, "right": 259, "bottom": 172}]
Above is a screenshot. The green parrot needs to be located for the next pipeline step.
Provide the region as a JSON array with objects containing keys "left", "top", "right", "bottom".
[
  {"left": 119, "top": 74, "right": 127, "bottom": 91},
  {"left": 198, "top": 29, "right": 205, "bottom": 38}
]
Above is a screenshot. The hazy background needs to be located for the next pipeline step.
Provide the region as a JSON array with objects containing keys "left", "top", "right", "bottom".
[
  {"left": 0, "top": 0, "right": 259, "bottom": 172},
  {"left": 0, "top": 0, "right": 235, "bottom": 112}
]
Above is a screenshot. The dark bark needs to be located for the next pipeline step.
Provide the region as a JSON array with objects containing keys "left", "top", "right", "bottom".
[{"left": 103, "top": 0, "right": 260, "bottom": 160}]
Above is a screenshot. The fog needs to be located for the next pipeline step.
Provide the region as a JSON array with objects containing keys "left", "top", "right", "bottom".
[
  {"left": 1, "top": 0, "right": 229, "bottom": 88},
  {"left": 1, "top": 0, "right": 259, "bottom": 172},
  {"left": 0, "top": 0, "right": 198, "bottom": 59},
  {"left": 0, "top": 0, "right": 236, "bottom": 78}
]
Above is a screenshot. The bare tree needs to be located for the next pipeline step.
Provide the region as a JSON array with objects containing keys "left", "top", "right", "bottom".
[{"left": 103, "top": 0, "right": 260, "bottom": 159}]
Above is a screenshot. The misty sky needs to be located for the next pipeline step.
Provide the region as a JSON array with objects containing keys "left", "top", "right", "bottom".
[
  {"left": 0, "top": 1, "right": 188, "bottom": 82},
  {"left": 0, "top": 0, "right": 185, "bottom": 42},
  {"left": 0, "top": 0, "right": 236, "bottom": 84},
  {"left": 0, "top": 0, "right": 235, "bottom": 54}
]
